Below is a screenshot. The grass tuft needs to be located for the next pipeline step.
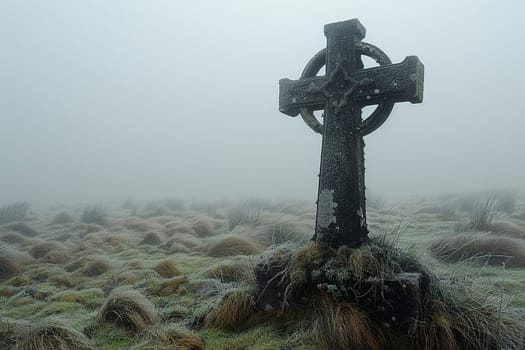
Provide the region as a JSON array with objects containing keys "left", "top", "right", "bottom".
[
  {"left": 313, "top": 295, "right": 383, "bottom": 350},
  {"left": 13, "top": 318, "right": 94, "bottom": 350},
  {"left": 413, "top": 279, "right": 524, "bottom": 349},
  {"left": 153, "top": 260, "right": 182, "bottom": 278},
  {"left": 131, "top": 324, "right": 204, "bottom": 350},
  {"left": 430, "top": 233, "right": 525, "bottom": 267},
  {"left": 251, "top": 218, "right": 311, "bottom": 246},
  {"left": 98, "top": 289, "right": 159, "bottom": 332},
  {"left": 82, "top": 257, "right": 113, "bottom": 276},
  {"left": 141, "top": 231, "right": 164, "bottom": 245},
  {"left": 456, "top": 197, "right": 497, "bottom": 232},
  {"left": 3, "top": 222, "right": 38, "bottom": 237},
  {"left": 29, "top": 241, "right": 66, "bottom": 259},
  {"left": 191, "top": 218, "right": 215, "bottom": 237},
  {"left": 0, "top": 232, "right": 28, "bottom": 245},
  {"left": 0, "top": 202, "right": 30, "bottom": 224},
  {"left": 166, "top": 233, "right": 201, "bottom": 250},
  {"left": 226, "top": 204, "right": 261, "bottom": 231},
  {"left": 204, "top": 260, "right": 255, "bottom": 284},
  {"left": 206, "top": 288, "right": 255, "bottom": 329},
  {"left": 207, "top": 235, "right": 258, "bottom": 257},
  {"left": 52, "top": 211, "right": 75, "bottom": 224},
  {"left": 81, "top": 205, "right": 108, "bottom": 226},
  {"left": 0, "top": 255, "right": 22, "bottom": 281},
  {"left": 0, "top": 247, "right": 32, "bottom": 280},
  {"left": 152, "top": 276, "right": 188, "bottom": 296}
]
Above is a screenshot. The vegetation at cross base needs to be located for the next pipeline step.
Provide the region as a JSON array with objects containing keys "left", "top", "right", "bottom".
[
  {"left": 242, "top": 240, "right": 524, "bottom": 349},
  {"left": 0, "top": 192, "right": 523, "bottom": 349}
]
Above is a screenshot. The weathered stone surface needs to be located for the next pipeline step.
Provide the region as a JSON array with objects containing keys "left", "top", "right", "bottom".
[{"left": 278, "top": 18, "right": 424, "bottom": 248}]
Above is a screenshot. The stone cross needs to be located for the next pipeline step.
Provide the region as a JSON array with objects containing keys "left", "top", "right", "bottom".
[{"left": 279, "top": 19, "right": 424, "bottom": 248}]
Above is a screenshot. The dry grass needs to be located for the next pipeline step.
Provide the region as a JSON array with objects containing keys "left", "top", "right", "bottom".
[
  {"left": 82, "top": 257, "right": 113, "bottom": 276},
  {"left": 0, "top": 247, "right": 33, "bottom": 280},
  {"left": 0, "top": 317, "right": 28, "bottom": 348},
  {"left": 153, "top": 260, "right": 182, "bottom": 278},
  {"left": 0, "top": 287, "right": 16, "bottom": 298},
  {"left": 191, "top": 217, "right": 215, "bottom": 237},
  {"left": 308, "top": 284, "right": 524, "bottom": 350},
  {"left": 456, "top": 197, "right": 497, "bottom": 232},
  {"left": 0, "top": 202, "right": 30, "bottom": 224},
  {"left": 74, "top": 223, "right": 104, "bottom": 238},
  {"left": 141, "top": 231, "right": 164, "bottom": 245},
  {"left": 118, "top": 271, "right": 143, "bottom": 285},
  {"left": 226, "top": 204, "right": 261, "bottom": 231},
  {"left": 98, "top": 289, "right": 159, "bottom": 332},
  {"left": 29, "top": 241, "right": 65, "bottom": 259},
  {"left": 166, "top": 233, "right": 201, "bottom": 249},
  {"left": 121, "top": 217, "right": 162, "bottom": 233},
  {"left": 152, "top": 276, "right": 188, "bottom": 297},
  {"left": 250, "top": 217, "right": 311, "bottom": 246},
  {"left": 0, "top": 254, "right": 22, "bottom": 281},
  {"left": 3, "top": 222, "right": 39, "bottom": 237},
  {"left": 207, "top": 235, "right": 258, "bottom": 257},
  {"left": 51, "top": 288, "right": 104, "bottom": 304},
  {"left": 125, "top": 259, "right": 145, "bottom": 270},
  {"left": 164, "top": 220, "right": 194, "bottom": 236},
  {"left": 13, "top": 318, "right": 94, "bottom": 350},
  {"left": 313, "top": 295, "right": 384, "bottom": 350},
  {"left": 45, "top": 249, "right": 72, "bottom": 264},
  {"left": 413, "top": 280, "right": 524, "bottom": 350},
  {"left": 430, "top": 233, "right": 525, "bottom": 267},
  {"left": 107, "top": 232, "right": 136, "bottom": 250},
  {"left": 131, "top": 324, "right": 204, "bottom": 350},
  {"left": 488, "top": 221, "right": 524, "bottom": 238},
  {"left": 52, "top": 211, "right": 75, "bottom": 224},
  {"left": 79, "top": 231, "right": 115, "bottom": 251},
  {"left": 0, "top": 232, "right": 28, "bottom": 245},
  {"left": 49, "top": 274, "right": 82, "bottom": 288},
  {"left": 6, "top": 275, "right": 30, "bottom": 287},
  {"left": 81, "top": 205, "right": 108, "bottom": 226},
  {"left": 206, "top": 288, "right": 255, "bottom": 329},
  {"left": 204, "top": 260, "right": 255, "bottom": 284},
  {"left": 168, "top": 242, "right": 190, "bottom": 254},
  {"left": 64, "top": 259, "right": 86, "bottom": 272}
]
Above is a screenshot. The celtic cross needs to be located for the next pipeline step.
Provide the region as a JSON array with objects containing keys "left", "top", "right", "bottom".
[{"left": 279, "top": 19, "right": 424, "bottom": 248}]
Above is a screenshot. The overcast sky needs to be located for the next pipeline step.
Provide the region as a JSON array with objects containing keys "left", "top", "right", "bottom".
[{"left": 1, "top": 0, "right": 524, "bottom": 205}]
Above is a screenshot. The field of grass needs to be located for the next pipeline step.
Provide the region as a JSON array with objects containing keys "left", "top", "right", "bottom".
[{"left": 0, "top": 192, "right": 524, "bottom": 349}]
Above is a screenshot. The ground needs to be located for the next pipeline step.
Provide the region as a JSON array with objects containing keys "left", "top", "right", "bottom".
[{"left": 0, "top": 192, "right": 524, "bottom": 349}]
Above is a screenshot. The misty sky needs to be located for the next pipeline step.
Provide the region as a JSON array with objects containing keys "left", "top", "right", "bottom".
[{"left": 1, "top": 0, "right": 524, "bottom": 205}]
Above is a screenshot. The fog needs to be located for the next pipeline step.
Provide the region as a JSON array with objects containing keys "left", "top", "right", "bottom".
[{"left": 1, "top": 0, "right": 524, "bottom": 205}]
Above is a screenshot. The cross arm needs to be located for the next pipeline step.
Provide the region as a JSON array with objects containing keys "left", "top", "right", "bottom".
[
  {"left": 278, "top": 56, "right": 424, "bottom": 117},
  {"left": 353, "top": 56, "right": 424, "bottom": 106},
  {"left": 279, "top": 76, "right": 327, "bottom": 117}
]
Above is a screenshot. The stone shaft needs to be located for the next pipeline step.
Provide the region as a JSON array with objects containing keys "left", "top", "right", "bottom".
[
  {"left": 278, "top": 19, "right": 424, "bottom": 248},
  {"left": 314, "top": 20, "right": 368, "bottom": 247}
]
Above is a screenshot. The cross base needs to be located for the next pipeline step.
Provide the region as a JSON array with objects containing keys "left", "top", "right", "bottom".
[{"left": 254, "top": 243, "right": 429, "bottom": 329}]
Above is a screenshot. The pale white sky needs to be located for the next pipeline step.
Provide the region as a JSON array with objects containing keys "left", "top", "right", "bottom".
[{"left": 1, "top": 0, "right": 524, "bottom": 204}]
